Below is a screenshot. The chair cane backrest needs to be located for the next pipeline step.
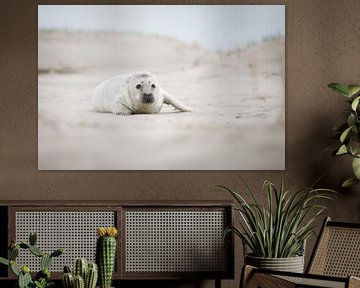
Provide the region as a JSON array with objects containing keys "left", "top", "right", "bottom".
[{"left": 307, "top": 217, "right": 360, "bottom": 277}]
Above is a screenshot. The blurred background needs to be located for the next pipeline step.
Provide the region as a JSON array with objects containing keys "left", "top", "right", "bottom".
[{"left": 38, "top": 5, "right": 285, "bottom": 52}]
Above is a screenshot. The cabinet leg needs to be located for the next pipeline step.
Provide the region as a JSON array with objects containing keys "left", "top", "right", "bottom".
[{"left": 215, "top": 278, "right": 221, "bottom": 288}]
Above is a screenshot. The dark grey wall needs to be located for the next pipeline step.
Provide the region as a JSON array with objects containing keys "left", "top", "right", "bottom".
[{"left": 1, "top": 1, "right": 360, "bottom": 287}]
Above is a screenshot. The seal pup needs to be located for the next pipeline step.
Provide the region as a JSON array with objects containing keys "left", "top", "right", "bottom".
[{"left": 92, "top": 72, "right": 191, "bottom": 115}]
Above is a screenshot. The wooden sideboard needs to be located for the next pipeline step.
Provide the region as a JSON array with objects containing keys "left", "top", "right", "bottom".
[{"left": 0, "top": 201, "right": 234, "bottom": 288}]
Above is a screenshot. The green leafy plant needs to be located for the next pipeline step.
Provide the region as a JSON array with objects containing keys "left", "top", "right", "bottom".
[
  {"left": 219, "top": 178, "right": 335, "bottom": 258},
  {"left": 0, "top": 232, "right": 63, "bottom": 288},
  {"left": 328, "top": 83, "right": 360, "bottom": 187},
  {"left": 32, "top": 278, "right": 54, "bottom": 288}
]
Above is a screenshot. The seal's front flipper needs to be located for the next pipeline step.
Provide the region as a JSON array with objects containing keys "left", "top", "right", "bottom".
[
  {"left": 162, "top": 89, "right": 192, "bottom": 112},
  {"left": 112, "top": 104, "right": 132, "bottom": 115}
]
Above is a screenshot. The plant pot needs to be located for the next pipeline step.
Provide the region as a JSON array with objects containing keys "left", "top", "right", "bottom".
[{"left": 245, "top": 254, "right": 304, "bottom": 273}]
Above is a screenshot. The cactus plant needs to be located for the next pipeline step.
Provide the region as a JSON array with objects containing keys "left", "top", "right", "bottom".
[
  {"left": 64, "top": 265, "right": 72, "bottom": 273},
  {"left": 0, "top": 232, "right": 63, "bottom": 288},
  {"left": 10, "top": 260, "right": 21, "bottom": 276},
  {"left": 19, "top": 243, "right": 30, "bottom": 249},
  {"left": 85, "top": 262, "right": 98, "bottom": 288},
  {"left": 62, "top": 259, "right": 98, "bottom": 288},
  {"left": 74, "top": 258, "right": 88, "bottom": 279},
  {"left": 19, "top": 267, "right": 32, "bottom": 288},
  {"left": 96, "top": 227, "right": 118, "bottom": 288},
  {"left": 29, "top": 246, "right": 44, "bottom": 257},
  {"left": 74, "top": 275, "right": 85, "bottom": 288},
  {"left": 51, "top": 249, "right": 63, "bottom": 258},
  {"left": 63, "top": 272, "right": 74, "bottom": 288},
  {"left": 29, "top": 232, "right": 37, "bottom": 246},
  {"left": 9, "top": 246, "right": 19, "bottom": 260},
  {"left": 41, "top": 253, "right": 52, "bottom": 270},
  {"left": 35, "top": 268, "right": 50, "bottom": 282}
]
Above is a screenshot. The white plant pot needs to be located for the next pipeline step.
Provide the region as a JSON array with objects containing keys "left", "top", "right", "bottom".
[{"left": 245, "top": 254, "right": 305, "bottom": 273}]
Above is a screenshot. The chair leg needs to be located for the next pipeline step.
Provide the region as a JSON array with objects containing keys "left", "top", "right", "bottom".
[
  {"left": 215, "top": 278, "right": 221, "bottom": 288},
  {"left": 349, "top": 276, "right": 360, "bottom": 288},
  {"left": 240, "top": 265, "right": 255, "bottom": 288}
]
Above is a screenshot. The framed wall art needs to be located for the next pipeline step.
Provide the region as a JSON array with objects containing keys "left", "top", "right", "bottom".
[{"left": 38, "top": 5, "right": 285, "bottom": 170}]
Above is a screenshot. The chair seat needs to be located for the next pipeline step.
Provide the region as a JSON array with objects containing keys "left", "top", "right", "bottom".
[
  {"left": 242, "top": 265, "right": 360, "bottom": 288},
  {"left": 277, "top": 274, "right": 346, "bottom": 288}
]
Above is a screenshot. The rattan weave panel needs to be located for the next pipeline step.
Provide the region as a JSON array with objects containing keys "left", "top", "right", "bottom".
[
  {"left": 248, "top": 273, "right": 296, "bottom": 288},
  {"left": 309, "top": 226, "right": 360, "bottom": 277},
  {"left": 277, "top": 275, "right": 345, "bottom": 288},
  {"left": 125, "top": 210, "right": 227, "bottom": 273},
  {"left": 15, "top": 211, "right": 115, "bottom": 272}
]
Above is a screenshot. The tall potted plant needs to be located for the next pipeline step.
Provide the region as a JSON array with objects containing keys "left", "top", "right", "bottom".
[
  {"left": 328, "top": 83, "right": 360, "bottom": 187},
  {"left": 219, "top": 178, "right": 334, "bottom": 273}
]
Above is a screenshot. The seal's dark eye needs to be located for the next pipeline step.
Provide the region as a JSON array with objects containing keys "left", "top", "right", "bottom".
[
  {"left": 136, "top": 84, "right": 142, "bottom": 89},
  {"left": 152, "top": 84, "right": 156, "bottom": 89}
]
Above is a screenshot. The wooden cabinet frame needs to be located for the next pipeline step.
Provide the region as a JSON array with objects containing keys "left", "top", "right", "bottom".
[{"left": 0, "top": 201, "right": 234, "bottom": 283}]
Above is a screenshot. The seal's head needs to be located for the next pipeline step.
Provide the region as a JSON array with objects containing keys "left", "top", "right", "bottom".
[{"left": 129, "top": 72, "right": 160, "bottom": 105}]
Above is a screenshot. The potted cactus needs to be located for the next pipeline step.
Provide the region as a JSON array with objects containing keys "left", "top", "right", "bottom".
[
  {"left": 96, "top": 227, "right": 118, "bottom": 288},
  {"left": 62, "top": 258, "right": 98, "bottom": 288},
  {"left": 0, "top": 232, "right": 64, "bottom": 288}
]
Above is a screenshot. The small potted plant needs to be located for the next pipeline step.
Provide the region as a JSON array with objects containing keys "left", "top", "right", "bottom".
[
  {"left": 96, "top": 227, "right": 118, "bottom": 288},
  {"left": 62, "top": 258, "right": 98, "bottom": 288},
  {"left": 62, "top": 227, "right": 118, "bottom": 288},
  {"left": 0, "top": 232, "right": 64, "bottom": 288},
  {"left": 219, "top": 178, "right": 334, "bottom": 273},
  {"left": 328, "top": 83, "right": 360, "bottom": 187}
]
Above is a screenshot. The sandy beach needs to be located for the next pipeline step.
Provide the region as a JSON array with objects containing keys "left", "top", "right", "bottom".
[{"left": 38, "top": 31, "right": 285, "bottom": 170}]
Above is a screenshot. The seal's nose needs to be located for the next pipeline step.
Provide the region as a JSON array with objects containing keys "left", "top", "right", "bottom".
[{"left": 143, "top": 93, "right": 154, "bottom": 103}]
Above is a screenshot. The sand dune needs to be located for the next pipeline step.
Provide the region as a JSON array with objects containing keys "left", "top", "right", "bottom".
[{"left": 38, "top": 31, "right": 285, "bottom": 170}]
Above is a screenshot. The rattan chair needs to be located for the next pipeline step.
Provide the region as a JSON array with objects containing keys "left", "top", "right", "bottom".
[{"left": 241, "top": 217, "right": 360, "bottom": 288}]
